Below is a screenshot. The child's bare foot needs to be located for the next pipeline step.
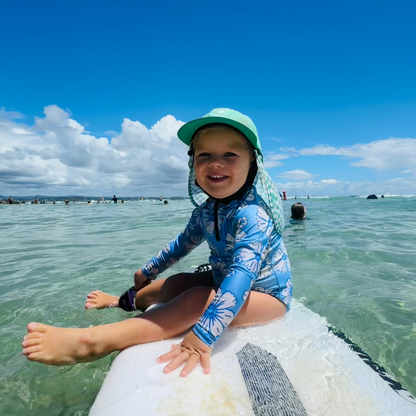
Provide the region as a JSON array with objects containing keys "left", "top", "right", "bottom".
[
  {"left": 85, "top": 290, "right": 119, "bottom": 309},
  {"left": 22, "top": 323, "right": 105, "bottom": 365}
]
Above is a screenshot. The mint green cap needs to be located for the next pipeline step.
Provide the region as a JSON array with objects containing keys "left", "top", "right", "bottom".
[{"left": 177, "top": 108, "right": 263, "bottom": 157}]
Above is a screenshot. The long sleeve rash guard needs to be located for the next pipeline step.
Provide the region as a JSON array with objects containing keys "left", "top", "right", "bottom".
[{"left": 142, "top": 187, "right": 292, "bottom": 348}]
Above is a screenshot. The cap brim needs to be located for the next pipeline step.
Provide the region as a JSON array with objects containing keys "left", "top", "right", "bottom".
[{"left": 177, "top": 116, "right": 261, "bottom": 155}]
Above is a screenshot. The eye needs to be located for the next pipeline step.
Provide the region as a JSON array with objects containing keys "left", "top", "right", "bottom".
[
  {"left": 224, "top": 152, "right": 237, "bottom": 157},
  {"left": 196, "top": 152, "right": 210, "bottom": 158}
]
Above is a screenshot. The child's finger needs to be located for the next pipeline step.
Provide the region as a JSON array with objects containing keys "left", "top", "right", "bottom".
[
  {"left": 163, "top": 350, "right": 189, "bottom": 374},
  {"left": 179, "top": 353, "right": 200, "bottom": 377},
  {"left": 157, "top": 346, "right": 181, "bottom": 363},
  {"left": 200, "top": 354, "right": 211, "bottom": 375}
]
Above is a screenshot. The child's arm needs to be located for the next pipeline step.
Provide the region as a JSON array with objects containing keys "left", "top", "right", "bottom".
[
  {"left": 141, "top": 206, "right": 205, "bottom": 280},
  {"left": 193, "top": 205, "right": 272, "bottom": 347}
]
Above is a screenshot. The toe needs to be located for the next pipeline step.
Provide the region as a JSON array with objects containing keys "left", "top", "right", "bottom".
[
  {"left": 27, "top": 351, "right": 43, "bottom": 362},
  {"left": 25, "top": 332, "right": 42, "bottom": 340},
  {"left": 27, "top": 322, "right": 48, "bottom": 333},
  {"left": 23, "top": 345, "right": 42, "bottom": 355},
  {"left": 22, "top": 338, "right": 41, "bottom": 348}
]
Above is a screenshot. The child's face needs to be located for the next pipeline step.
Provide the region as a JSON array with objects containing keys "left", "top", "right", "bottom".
[{"left": 193, "top": 128, "right": 252, "bottom": 199}]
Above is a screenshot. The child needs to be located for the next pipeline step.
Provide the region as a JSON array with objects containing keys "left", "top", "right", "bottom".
[
  {"left": 22, "top": 108, "right": 292, "bottom": 377},
  {"left": 291, "top": 202, "right": 306, "bottom": 220}
]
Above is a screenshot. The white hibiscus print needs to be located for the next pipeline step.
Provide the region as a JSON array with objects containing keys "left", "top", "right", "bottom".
[
  {"left": 203, "top": 215, "right": 215, "bottom": 236},
  {"left": 281, "top": 278, "right": 292, "bottom": 305},
  {"left": 257, "top": 207, "right": 273, "bottom": 235},
  {"left": 236, "top": 217, "right": 247, "bottom": 241},
  {"left": 224, "top": 232, "right": 235, "bottom": 253},
  {"left": 199, "top": 289, "right": 237, "bottom": 337},
  {"left": 243, "top": 290, "right": 250, "bottom": 301},
  {"left": 272, "top": 249, "right": 290, "bottom": 274},
  {"left": 235, "top": 245, "right": 262, "bottom": 275}
]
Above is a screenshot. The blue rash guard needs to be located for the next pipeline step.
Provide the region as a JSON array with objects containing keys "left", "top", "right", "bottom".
[{"left": 141, "top": 186, "right": 292, "bottom": 349}]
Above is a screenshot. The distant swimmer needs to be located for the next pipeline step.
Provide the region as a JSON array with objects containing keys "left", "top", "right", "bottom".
[
  {"left": 112, "top": 195, "right": 118, "bottom": 203},
  {"left": 291, "top": 202, "right": 306, "bottom": 220},
  {"left": 64, "top": 198, "right": 69, "bottom": 205},
  {"left": 164, "top": 200, "right": 168, "bottom": 204},
  {"left": 8, "top": 196, "right": 13, "bottom": 204},
  {"left": 282, "top": 191, "right": 287, "bottom": 200}
]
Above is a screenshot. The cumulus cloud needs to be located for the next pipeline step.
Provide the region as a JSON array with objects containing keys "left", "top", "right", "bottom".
[
  {"left": 0, "top": 105, "right": 188, "bottom": 196},
  {"left": 297, "top": 139, "right": 416, "bottom": 171},
  {"left": 278, "top": 169, "right": 316, "bottom": 180}
]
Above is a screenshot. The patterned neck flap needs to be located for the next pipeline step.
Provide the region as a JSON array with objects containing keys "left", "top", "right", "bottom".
[{"left": 187, "top": 150, "right": 285, "bottom": 235}]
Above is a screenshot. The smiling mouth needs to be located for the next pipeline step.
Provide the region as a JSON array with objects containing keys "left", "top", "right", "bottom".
[{"left": 207, "top": 175, "right": 228, "bottom": 183}]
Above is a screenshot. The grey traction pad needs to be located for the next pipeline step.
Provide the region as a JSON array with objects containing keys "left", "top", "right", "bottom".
[{"left": 237, "top": 343, "right": 308, "bottom": 416}]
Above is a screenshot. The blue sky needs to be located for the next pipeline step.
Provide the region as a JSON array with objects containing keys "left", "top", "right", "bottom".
[{"left": 1, "top": 0, "right": 415, "bottom": 197}]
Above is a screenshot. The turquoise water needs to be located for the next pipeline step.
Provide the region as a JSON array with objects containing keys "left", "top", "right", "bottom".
[{"left": 0, "top": 197, "right": 415, "bottom": 415}]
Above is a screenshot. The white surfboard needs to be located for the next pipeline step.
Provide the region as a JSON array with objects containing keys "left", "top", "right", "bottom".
[{"left": 89, "top": 289, "right": 416, "bottom": 416}]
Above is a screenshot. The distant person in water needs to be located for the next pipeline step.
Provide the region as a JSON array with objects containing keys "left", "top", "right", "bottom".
[
  {"left": 291, "top": 202, "right": 306, "bottom": 220},
  {"left": 64, "top": 198, "right": 69, "bottom": 205},
  {"left": 112, "top": 195, "right": 118, "bottom": 203},
  {"left": 8, "top": 196, "right": 13, "bottom": 204}
]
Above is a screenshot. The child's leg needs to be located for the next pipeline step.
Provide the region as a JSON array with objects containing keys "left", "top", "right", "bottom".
[
  {"left": 231, "top": 291, "right": 286, "bottom": 326},
  {"left": 23, "top": 289, "right": 284, "bottom": 366},
  {"left": 85, "top": 271, "right": 214, "bottom": 310},
  {"left": 135, "top": 271, "right": 214, "bottom": 308},
  {"left": 23, "top": 286, "right": 217, "bottom": 365}
]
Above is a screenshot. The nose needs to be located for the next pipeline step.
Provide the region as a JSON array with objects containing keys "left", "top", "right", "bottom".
[{"left": 208, "top": 155, "right": 224, "bottom": 168}]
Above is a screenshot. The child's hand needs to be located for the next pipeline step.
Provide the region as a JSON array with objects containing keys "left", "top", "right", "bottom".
[
  {"left": 133, "top": 269, "right": 151, "bottom": 290},
  {"left": 157, "top": 331, "right": 212, "bottom": 377}
]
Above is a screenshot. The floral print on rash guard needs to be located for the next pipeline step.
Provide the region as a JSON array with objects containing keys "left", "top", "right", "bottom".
[{"left": 141, "top": 186, "right": 292, "bottom": 348}]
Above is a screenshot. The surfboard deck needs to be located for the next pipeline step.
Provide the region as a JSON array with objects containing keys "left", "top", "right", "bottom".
[{"left": 89, "top": 299, "right": 415, "bottom": 416}]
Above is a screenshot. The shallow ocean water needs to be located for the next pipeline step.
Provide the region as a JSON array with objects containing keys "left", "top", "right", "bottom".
[{"left": 0, "top": 196, "right": 415, "bottom": 415}]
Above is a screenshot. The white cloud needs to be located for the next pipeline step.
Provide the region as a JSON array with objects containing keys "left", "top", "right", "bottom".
[
  {"left": 263, "top": 152, "right": 292, "bottom": 168},
  {"left": 274, "top": 176, "right": 416, "bottom": 197},
  {"left": 297, "top": 138, "right": 416, "bottom": 171},
  {"left": 0, "top": 105, "right": 188, "bottom": 196},
  {"left": 278, "top": 169, "right": 316, "bottom": 180},
  {"left": 0, "top": 107, "right": 25, "bottom": 120}
]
